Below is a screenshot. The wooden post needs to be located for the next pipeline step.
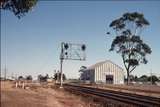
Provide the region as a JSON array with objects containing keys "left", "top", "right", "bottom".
[
  {"left": 16, "top": 82, "right": 18, "bottom": 88},
  {"left": 22, "top": 82, "right": 25, "bottom": 89}
]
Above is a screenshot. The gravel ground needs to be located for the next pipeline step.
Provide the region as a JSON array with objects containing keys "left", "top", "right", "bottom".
[{"left": 0, "top": 81, "right": 88, "bottom": 107}]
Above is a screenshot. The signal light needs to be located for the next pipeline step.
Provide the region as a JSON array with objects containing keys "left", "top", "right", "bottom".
[
  {"left": 65, "top": 52, "right": 68, "bottom": 55},
  {"left": 64, "top": 43, "right": 69, "bottom": 50},
  {"left": 81, "top": 44, "right": 86, "bottom": 51}
]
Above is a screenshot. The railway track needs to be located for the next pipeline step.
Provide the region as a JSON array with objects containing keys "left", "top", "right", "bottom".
[
  {"left": 64, "top": 84, "right": 160, "bottom": 107},
  {"left": 81, "top": 84, "right": 160, "bottom": 95}
]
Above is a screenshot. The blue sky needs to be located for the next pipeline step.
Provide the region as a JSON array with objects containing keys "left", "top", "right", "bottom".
[{"left": 1, "top": 1, "right": 160, "bottom": 79}]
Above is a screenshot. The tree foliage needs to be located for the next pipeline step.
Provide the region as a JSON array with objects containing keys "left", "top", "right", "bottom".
[
  {"left": 18, "top": 76, "right": 24, "bottom": 80},
  {"left": 148, "top": 75, "right": 159, "bottom": 84},
  {"left": 125, "top": 75, "right": 159, "bottom": 85},
  {"left": 79, "top": 66, "right": 87, "bottom": 80},
  {"left": 79, "top": 66, "right": 87, "bottom": 72},
  {"left": 139, "top": 75, "right": 148, "bottom": 82},
  {"left": 37, "top": 74, "right": 49, "bottom": 82},
  {"left": 138, "top": 75, "right": 159, "bottom": 84},
  {"left": 54, "top": 72, "right": 66, "bottom": 81},
  {"left": 109, "top": 12, "right": 152, "bottom": 84},
  {"left": 25, "top": 75, "right": 32, "bottom": 80},
  {"left": 0, "top": 0, "right": 38, "bottom": 18}
]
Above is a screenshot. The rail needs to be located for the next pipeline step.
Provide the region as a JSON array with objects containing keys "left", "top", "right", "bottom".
[{"left": 64, "top": 84, "right": 160, "bottom": 107}]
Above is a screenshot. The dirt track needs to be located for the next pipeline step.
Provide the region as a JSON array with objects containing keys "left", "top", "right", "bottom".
[{"left": 1, "top": 81, "right": 88, "bottom": 107}]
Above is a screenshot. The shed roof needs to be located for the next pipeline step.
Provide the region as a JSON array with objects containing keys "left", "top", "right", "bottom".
[{"left": 87, "top": 60, "right": 123, "bottom": 70}]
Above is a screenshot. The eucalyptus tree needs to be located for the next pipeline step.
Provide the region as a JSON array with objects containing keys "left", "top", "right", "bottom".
[
  {"left": 109, "top": 12, "right": 152, "bottom": 84},
  {"left": 54, "top": 72, "right": 66, "bottom": 82},
  {"left": 26, "top": 75, "right": 33, "bottom": 81},
  {"left": 79, "top": 66, "right": 87, "bottom": 80},
  {"left": 79, "top": 66, "right": 87, "bottom": 72},
  {"left": 1, "top": 0, "right": 38, "bottom": 18}
]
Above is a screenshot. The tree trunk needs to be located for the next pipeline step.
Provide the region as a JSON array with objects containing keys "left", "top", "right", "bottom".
[{"left": 127, "top": 70, "right": 130, "bottom": 85}]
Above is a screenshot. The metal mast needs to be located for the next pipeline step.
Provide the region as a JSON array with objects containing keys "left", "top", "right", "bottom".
[
  {"left": 59, "top": 42, "right": 86, "bottom": 88},
  {"left": 60, "top": 42, "right": 64, "bottom": 88}
]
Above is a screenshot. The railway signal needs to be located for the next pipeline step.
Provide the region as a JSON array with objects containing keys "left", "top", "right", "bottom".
[{"left": 59, "top": 42, "right": 86, "bottom": 88}]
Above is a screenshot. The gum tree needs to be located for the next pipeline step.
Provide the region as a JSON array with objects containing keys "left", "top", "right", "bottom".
[
  {"left": 1, "top": 0, "right": 38, "bottom": 18},
  {"left": 109, "top": 12, "right": 152, "bottom": 84}
]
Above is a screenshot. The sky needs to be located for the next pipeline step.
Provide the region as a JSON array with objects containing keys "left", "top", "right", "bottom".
[{"left": 1, "top": 1, "right": 160, "bottom": 79}]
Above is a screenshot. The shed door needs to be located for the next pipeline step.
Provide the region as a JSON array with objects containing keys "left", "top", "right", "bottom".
[{"left": 106, "top": 75, "right": 113, "bottom": 84}]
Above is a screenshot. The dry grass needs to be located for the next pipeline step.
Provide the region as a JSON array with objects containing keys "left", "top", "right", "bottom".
[{"left": 1, "top": 81, "right": 103, "bottom": 107}]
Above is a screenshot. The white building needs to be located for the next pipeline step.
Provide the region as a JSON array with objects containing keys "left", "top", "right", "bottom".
[{"left": 80, "top": 60, "right": 124, "bottom": 84}]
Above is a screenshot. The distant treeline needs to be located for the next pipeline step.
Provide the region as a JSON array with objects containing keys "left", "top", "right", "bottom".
[{"left": 126, "top": 75, "right": 160, "bottom": 84}]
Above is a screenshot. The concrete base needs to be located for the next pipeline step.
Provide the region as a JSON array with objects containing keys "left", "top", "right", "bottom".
[{"left": 59, "top": 86, "right": 63, "bottom": 89}]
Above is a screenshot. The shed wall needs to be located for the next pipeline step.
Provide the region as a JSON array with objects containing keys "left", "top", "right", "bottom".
[{"left": 94, "top": 62, "right": 124, "bottom": 84}]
